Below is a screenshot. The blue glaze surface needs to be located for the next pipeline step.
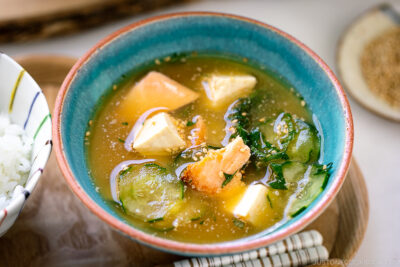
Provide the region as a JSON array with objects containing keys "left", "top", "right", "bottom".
[{"left": 61, "top": 14, "right": 347, "bottom": 254}]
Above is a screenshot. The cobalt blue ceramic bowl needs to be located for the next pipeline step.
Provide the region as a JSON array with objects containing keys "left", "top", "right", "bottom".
[{"left": 53, "top": 12, "right": 353, "bottom": 256}]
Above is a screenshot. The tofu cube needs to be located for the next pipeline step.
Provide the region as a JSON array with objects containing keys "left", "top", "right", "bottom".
[
  {"left": 205, "top": 74, "right": 257, "bottom": 106},
  {"left": 133, "top": 112, "right": 186, "bottom": 155},
  {"left": 233, "top": 184, "right": 268, "bottom": 226}
]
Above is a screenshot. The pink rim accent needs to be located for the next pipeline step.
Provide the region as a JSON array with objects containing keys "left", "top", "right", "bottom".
[
  {"left": 53, "top": 12, "right": 354, "bottom": 255},
  {"left": 0, "top": 209, "right": 7, "bottom": 227}
]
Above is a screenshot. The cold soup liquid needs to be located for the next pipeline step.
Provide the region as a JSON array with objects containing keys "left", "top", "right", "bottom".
[{"left": 86, "top": 55, "right": 330, "bottom": 243}]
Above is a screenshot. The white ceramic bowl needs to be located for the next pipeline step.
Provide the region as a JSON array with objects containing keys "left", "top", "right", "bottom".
[{"left": 0, "top": 53, "right": 52, "bottom": 236}]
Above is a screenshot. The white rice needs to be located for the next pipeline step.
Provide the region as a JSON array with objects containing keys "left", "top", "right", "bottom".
[{"left": 0, "top": 114, "right": 32, "bottom": 209}]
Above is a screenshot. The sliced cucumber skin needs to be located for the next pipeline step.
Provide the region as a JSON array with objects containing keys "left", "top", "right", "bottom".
[
  {"left": 287, "top": 165, "right": 329, "bottom": 217},
  {"left": 118, "top": 163, "right": 183, "bottom": 222},
  {"left": 281, "top": 161, "right": 307, "bottom": 184},
  {"left": 286, "top": 120, "right": 320, "bottom": 163},
  {"left": 258, "top": 113, "right": 295, "bottom": 150},
  {"left": 259, "top": 114, "right": 320, "bottom": 164}
]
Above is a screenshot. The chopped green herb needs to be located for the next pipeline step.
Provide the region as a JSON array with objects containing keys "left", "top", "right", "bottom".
[
  {"left": 199, "top": 220, "right": 205, "bottom": 225},
  {"left": 313, "top": 162, "right": 333, "bottom": 175},
  {"left": 228, "top": 97, "right": 252, "bottom": 142},
  {"left": 121, "top": 122, "right": 129, "bottom": 126},
  {"left": 191, "top": 217, "right": 201, "bottom": 221},
  {"left": 268, "top": 163, "right": 288, "bottom": 190},
  {"left": 222, "top": 171, "right": 237, "bottom": 188},
  {"left": 186, "top": 121, "right": 195, "bottom": 127},
  {"left": 147, "top": 217, "right": 164, "bottom": 223},
  {"left": 118, "top": 138, "right": 125, "bottom": 143},
  {"left": 267, "top": 194, "right": 273, "bottom": 209},
  {"left": 232, "top": 218, "right": 245, "bottom": 229}
]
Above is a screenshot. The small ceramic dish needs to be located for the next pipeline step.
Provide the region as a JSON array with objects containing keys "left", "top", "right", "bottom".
[
  {"left": 53, "top": 12, "right": 353, "bottom": 256},
  {"left": 0, "top": 53, "right": 52, "bottom": 236},
  {"left": 337, "top": 3, "right": 400, "bottom": 121}
]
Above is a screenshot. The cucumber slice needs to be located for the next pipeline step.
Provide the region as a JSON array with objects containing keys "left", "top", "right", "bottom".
[
  {"left": 259, "top": 113, "right": 295, "bottom": 150},
  {"left": 281, "top": 161, "right": 308, "bottom": 183},
  {"left": 178, "top": 199, "right": 209, "bottom": 223},
  {"left": 118, "top": 163, "right": 183, "bottom": 222},
  {"left": 286, "top": 120, "right": 320, "bottom": 163},
  {"left": 287, "top": 164, "right": 329, "bottom": 217}
]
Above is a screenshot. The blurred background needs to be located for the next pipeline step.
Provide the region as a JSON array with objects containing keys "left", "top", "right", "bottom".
[{"left": 1, "top": 0, "right": 399, "bottom": 266}]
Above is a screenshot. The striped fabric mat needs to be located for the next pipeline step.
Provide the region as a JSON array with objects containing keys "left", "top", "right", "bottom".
[{"left": 170, "top": 230, "right": 328, "bottom": 267}]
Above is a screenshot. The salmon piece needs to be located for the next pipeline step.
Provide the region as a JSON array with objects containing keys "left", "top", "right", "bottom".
[
  {"left": 191, "top": 116, "right": 207, "bottom": 146},
  {"left": 181, "top": 137, "right": 251, "bottom": 194},
  {"left": 118, "top": 71, "right": 199, "bottom": 120}
]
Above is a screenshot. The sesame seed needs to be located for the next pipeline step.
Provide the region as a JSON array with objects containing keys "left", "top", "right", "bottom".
[
  {"left": 301, "top": 100, "right": 306, "bottom": 106},
  {"left": 112, "top": 85, "right": 117, "bottom": 90},
  {"left": 259, "top": 118, "right": 265, "bottom": 122},
  {"left": 323, "top": 165, "right": 327, "bottom": 170},
  {"left": 239, "top": 148, "right": 246, "bottom": 152},
  {"left": 192, "top": 156, "right": 198, "bottom": 161},
  {"left": 88, "top": 120, "right": 93, "bottom": 126},
  {"left": 242, "top": 112, "right": 247, "bottom": 116},
  {"left": 202, "top": 148, "right": 207, "bottom": 153},
  {"left": 212, "top": 130, "right": 217, "bottom": 134},
  {"left": 219, "top": 171, "right": 224, "bottom": 178},
  {"left": 188, "top": 135, "right": 193, "bottom": 140},
  {"left": 155, "top": 59, "right": 161, "bottom": 65},
  {"left": 85, "top": 131, "right": 90, "bottom": 137},
  {"left": 164, "top": 56, "right": 171, "bottom": 62},
  {"left": 242, "top": 57, "right": 248, "bottom": 63}
]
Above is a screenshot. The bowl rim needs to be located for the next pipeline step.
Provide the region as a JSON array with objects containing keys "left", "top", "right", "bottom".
[
  {"left": 0, "top": 53, "right": 52, "bottom": 230},
  {"left": 53, "top": 11, "right": 354, "bottom": 255}
]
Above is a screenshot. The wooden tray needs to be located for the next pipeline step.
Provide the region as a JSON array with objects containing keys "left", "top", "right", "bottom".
[
  {"left": 0, "top": 55, "right": 369, "bottom": 267},
  {"left": 0, "top": 0, "right": 193, "bottom": 43}
]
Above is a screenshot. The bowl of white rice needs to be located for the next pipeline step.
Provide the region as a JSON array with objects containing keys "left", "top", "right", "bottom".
[{"left": 0, "top": 53, "right": 52, "bottom": 236}]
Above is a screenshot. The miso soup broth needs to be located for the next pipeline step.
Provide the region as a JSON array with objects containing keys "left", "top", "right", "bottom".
[{"left": 86, "top": 55, "right": 331, "bottom": 243}]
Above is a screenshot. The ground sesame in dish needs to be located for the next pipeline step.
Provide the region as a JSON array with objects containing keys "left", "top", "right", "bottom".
[{"left": 361, "top": 27, "right": 400, "bottom": 108}]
